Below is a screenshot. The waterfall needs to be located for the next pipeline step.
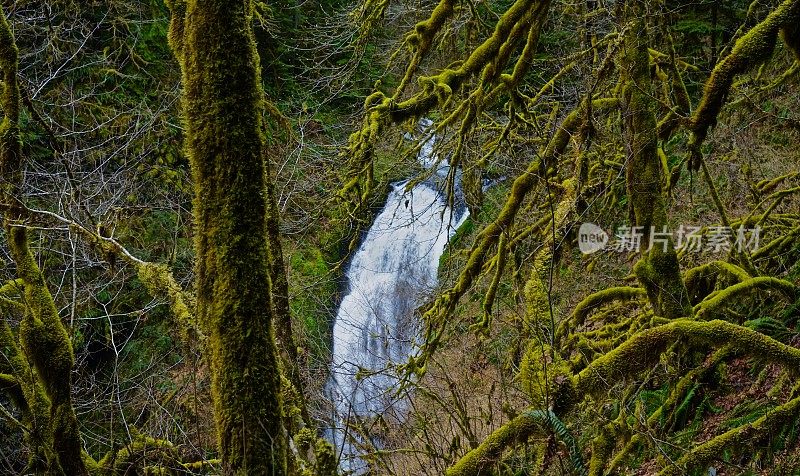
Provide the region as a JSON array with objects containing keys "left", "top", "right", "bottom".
[{"left": 326, "top": 123, "right": 467, "bottom": 473}]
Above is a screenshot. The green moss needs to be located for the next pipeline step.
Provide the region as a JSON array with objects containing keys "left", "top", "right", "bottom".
[
  {"left": 289, "top": 246, "right": 334, "bottom": 365},
  {"left": 314, "top": 437, "right": 338, "bottom": 476},
  {"left": 518, "top": 343, "right": 573, "bottom": 409},
  {"left": 169, "top": 0, "right": 288, "bottom": 472},
  {"left": 445, "top": 410, "right": 545, "bottom": 476},
  {"left": 558, "top": 286, "right": 646, "bottom": 340},
  {"left": 0, "top": 310, "right": 54, "bottom": 473},
  {"left": 8, "top": 227, "right": 88, "bottom": 475},
  {"left": 688, "top": 0, "right": 800, "bottom": 169},
  {"left": 97, "top": 435, "right": 181, "bottom": 475},
  {"left": 445, "top": 409, "right": 585, "bottom": 476},
  {"left": 659, "top": 394, "right": 800, "bottom": 476},
  {"left": 136, "top": 262, "right": 199, "bottom": 343},
  {"left": 684, "top": 260, "right": 751, "bottom": 304},
  {"left": 0, "top": 4, "right": 20, "bottom": 196},
  {"left": 694, "top": 276, "right": 797, "bottom": 321},
  {"left": 572, "top": 319, "right": 800, "bottom": 405},
  {"left": 620, "top": 11, "right": 691, "bottom": 319},
  {"left": 588, "top": 424, "right": 615, "bottom": 476}
]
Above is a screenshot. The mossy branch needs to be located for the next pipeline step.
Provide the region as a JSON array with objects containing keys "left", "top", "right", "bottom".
[
  {"left": 687, "top": 0, "right": 800, "bottom": 170},
  {"left": 0, "top": 203, "right": 202, "bottom": 346},
  {"left": 694, "top": 276, "right": 797, "bottom": 320},
  {"left": 658, "top": 393, "right": 800, "bottom": 476},
  {"left": 571, "top": 319, "right": 800, "bottom": 405},
  {"left": 7, "top": 226, "right": 89, "bottom": 475},
  {"left": 684, "top": 260, "right": 752, "bottom": 304},
  {"left": 620, "top": 9, "right": 692, "bottom": 318},
  {"left": 557, "top": 286, "right": 646, "bottom": 341},
  {"left": 408, "top": 98, "right": 618, "bottom": 374},
  {"left": 445, "top": 409, "right": 585, "bottom": 476},
  {"left": 96, "top": 435, "right": 185, "bottom": 475}
]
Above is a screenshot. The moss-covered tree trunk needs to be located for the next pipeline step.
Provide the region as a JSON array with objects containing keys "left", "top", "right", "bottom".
[
  {"left": 168, "top": 0, "right": 287, "bottom": 474},
  {"left": 0, "top": 7, "right": 88, "bottom": 475},
  {"left": 620, "top": 5, "right": 692, "bottom": 319}
]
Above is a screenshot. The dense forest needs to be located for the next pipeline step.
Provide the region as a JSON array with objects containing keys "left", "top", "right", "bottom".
[{"left": 0, "top": 0, "right": 799, "bottom": 474}]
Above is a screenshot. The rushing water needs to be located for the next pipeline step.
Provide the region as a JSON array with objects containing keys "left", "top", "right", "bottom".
[{"left": 326, "top": 124, "right": 467, "bottom": 473}]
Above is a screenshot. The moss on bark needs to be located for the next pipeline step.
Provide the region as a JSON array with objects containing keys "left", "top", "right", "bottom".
[
  {"left": 658, "top": 393, "right": 800, "bottom": 476},
  {"left": 620, "top": 9, "right": 691, "bottom": 319},
  {"left": 571, "top": 319, "right": 800, "bottom": 402},
  {"left": 0, "top": 7, "right": 87, "bottom": 474},
  {"left": 7, "top": 227, "right": 88, "bottom": 476},
  {"left": 688, "top": 0, "right": 800, "bottom": 169},
  {"left": 169, "top": 0, "right": 288, "bottom": 473}
]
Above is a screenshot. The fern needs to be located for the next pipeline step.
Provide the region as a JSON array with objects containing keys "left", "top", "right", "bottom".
[
  {"left": 523, "top": 410, "right": 588, "bottom": 476},
  {"left": 745, "top": 317, "right": 793, "bottom": 342},
  {"left": 670, "top": 382, "right": 701, "bottom": 429}
]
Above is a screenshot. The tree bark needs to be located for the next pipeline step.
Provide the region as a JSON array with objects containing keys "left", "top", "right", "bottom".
[{"left": 168, "top": 0, "right": 288, "bottom": 473}]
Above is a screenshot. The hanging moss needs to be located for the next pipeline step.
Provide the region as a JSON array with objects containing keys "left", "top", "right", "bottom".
[
  {"left": 476, "top": 231, "right": 507, "bottom": 333},
  {"left": 413, "top": 99, "right": 618, "bottom": 371}
]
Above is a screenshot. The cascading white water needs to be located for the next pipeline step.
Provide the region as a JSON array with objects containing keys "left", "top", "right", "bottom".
[{"left": 326, "top": 124, "right": 467, "bottom": 473}]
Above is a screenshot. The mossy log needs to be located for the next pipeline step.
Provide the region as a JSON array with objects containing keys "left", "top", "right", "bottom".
[{"left": 96, "top": 436, "right": 184, "bottom": 476}]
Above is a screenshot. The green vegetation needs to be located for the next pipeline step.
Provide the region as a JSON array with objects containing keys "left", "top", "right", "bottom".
[{"left": 0, "top": 0, "right": 798, "bottom": 474}]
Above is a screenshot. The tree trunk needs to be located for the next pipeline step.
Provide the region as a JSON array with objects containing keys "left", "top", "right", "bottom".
[
  {"left": 168, "top": 0, "right": 288, "bottom": 473},
  {"left": 620, "top": 4, "right": 693, "bottom": 319}
]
